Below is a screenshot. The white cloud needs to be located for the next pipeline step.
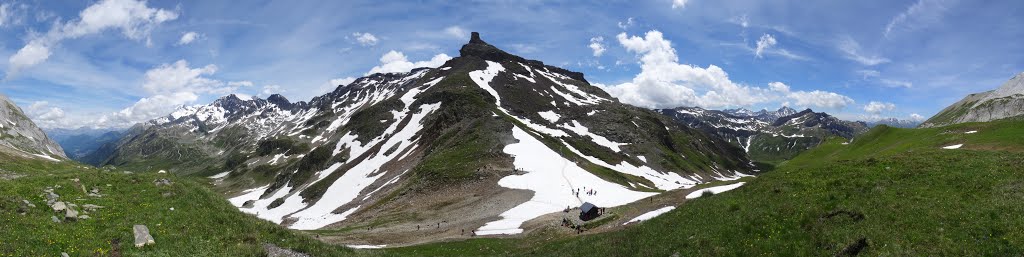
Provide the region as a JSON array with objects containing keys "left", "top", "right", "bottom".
[
  {"left": 353, "top": 32, "right": 379, "bottom": 46},
  {"left": 671, "top": 0, "right": 690, "bottom": 9},
  {"left": 884, "top": 0, "right": 951, "bottom": 38},
  {"left": 588, "top": 36, "right": 606, "bottom": 57},
  {"left": 93, "top": 59, "right": 246, "bottom": 127},
  {"left": 910, "top": 113, "right": 925, "bottom": 121},
  {"left": 731, "top": 15, "right": 749, "bottom": 28},
  {"left": 178, "top": 31, "right": 200, "bottom": 45},
  {"left": 228, "top": 81, "right": 254, "bottom": 87},
  {"left": 617, "top": 17, "right": 635, "bottom": 30},
  {"left": 863, "top": 101, "right": 896, "bottom": 114},
  {"left": 755, "top": 34, "right": 776, "bottom": 58},
  {"left": 330, "top": 77, "right": 356, "bottom": 87},
  {"left": 880, "top": 79, "right": 912, "bottom": 88},
  {"left": 366, "top": 50, "right": 451, "bottom": 75},
  {"left": 601, "top": 30, "right": 854, "bottom": 110},
  {"left": 444, "top": 26, "right": 469, "bottom": 39},
  {"left": 837, "top": 36, "right": 890, "bottom": 66},
  {"left": 260, "top": 85, "right": 286, "bottom": 97},
  {"left": 6, "top": 0, "right": 178, "bottom": 76},
  {"left": 857, "top": 69, "right": 881, "bottom": 79},
  {"left": 0, "top": 3, "right": 18, "bottom": 27},
  {"left": 25, "top": 101, "right": 69, "bottom": 128}
]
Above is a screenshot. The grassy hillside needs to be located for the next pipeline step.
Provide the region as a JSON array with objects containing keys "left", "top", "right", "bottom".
[
  {"left": 375, "top": 119, "right": 1024, "bottom": 256},
  {"left": 0, "top": 153, "right": 351, "bottom": 256}
]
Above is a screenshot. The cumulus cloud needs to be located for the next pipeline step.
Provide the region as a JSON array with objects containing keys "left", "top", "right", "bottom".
[
  {"left": 910, "top": 113, "right": 925, "bottom": 121},
  {"left": 366, "top": 50, "right": 451, "bottom": 75},
  {"left": 617, "top": 17, "right": 635, "bottom": 30},
  {"left": 588, "top": 36, "right": 606, "bottom": 57},
  {"left": 25, "top": 101, "right": 69, "bottom": 128},
  {"left": 444, "top": 26, "right": 469, "bottom": 39},
  {"left": 837, "top": 36, "right": 889, "bottom": 66},
  {"left": 353, "top": 32, "right": 379, "bottom": 46},
  {"left": 260, "top": 85, "right": 285, "bottom": 97},
  {"left": 178, "top": 31, "right": 200, "bottom": 45},
  {"left": 0, "top": 3, "right": 21, "bottom": 27},
  {"left": 880, "top": 79, "right": 912, "bottom": 88},
  {"left": 755, "top": 34, "right": 776, "bottom": 58},
  {"left": 863, "top": 101, "right": 896, "bottom": 114},
  {"left": 671, "top": 0, "right": 689, "bottom": 9},
  {"left": 96, "top": 59, "right": 245, "bottom": 127},
  {"left": 600, "top": 30, "right": 854, "bottom": 110},
  {"left": 7, "top": 0, "right": 178, "bottom": 76}
]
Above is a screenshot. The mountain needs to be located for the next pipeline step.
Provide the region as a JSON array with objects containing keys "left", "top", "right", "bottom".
[
  {"left": 722, "top": 106, "right": 798, "bottom": 122},
  {"left": 920, "top": 72, "right": 1024, "bottom": 127},
  {"left": 0, "top": 94, "right": 66, "bottom": 161},
  {"left": 45, "top": 127, "right": 123, "bottom": 161},
  {"left": 659, "top": 106, "right": 869, "bottom": 164},
  {"left": 866, "top": 117, "right": 921, "bottom": 128},
  {"left": 86, "top": 32, "right": 753, "bottom": 242}
]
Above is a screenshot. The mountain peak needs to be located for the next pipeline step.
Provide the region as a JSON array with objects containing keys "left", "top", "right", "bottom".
[
  {"left": 469, "top": 31, "right": 485, "bottom": 44},
  {"left": 459, "top": 32, "right": 522, "bottom": 63}
]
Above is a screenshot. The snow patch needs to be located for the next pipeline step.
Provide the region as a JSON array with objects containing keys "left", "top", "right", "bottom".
[
  {"left": 538, "top": 111, "right": 560, "bottom": 123},
  {"left": 476, "top": 126, "right": 656, "bottom": 235},
  {"left": 942, "top": 144, "right": 963, "bottom": 149},
  {"left": 623, "top": 206, "right": 675, "bottom": 225},
  {"left": 685, "top": 182, "right": 746, "bottom": 199}
]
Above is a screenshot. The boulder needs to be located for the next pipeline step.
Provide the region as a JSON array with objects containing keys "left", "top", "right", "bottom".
[
  {"left": 65, "top": 207, "right": 78, "bottom": 220},
  {"left": 153, "top": 178, "right": 173, "bottom": 187},
  {"left": 51, "top": 216, "right": 61, "bottom": 223},
  {"left": 133, "top": 225, "right": 155, "bottom": 247},
  {"left": 51, "top": 201, "right": 67, "bottom": 212}
]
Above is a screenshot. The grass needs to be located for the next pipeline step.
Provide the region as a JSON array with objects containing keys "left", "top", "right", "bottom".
[
  {"left": 0, "top": 153, "right": 352, "bottom": 256},
  {"left": 371, "top": 119, "right": 1024, "bottom": 256}
]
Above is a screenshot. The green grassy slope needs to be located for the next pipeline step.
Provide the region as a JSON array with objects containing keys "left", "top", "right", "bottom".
[
  {"left": 375, "top": 119, "right": 1024, "bottom": 256},
  {"left": 0, "top": 153, "right": 351, "bottom": 256}
]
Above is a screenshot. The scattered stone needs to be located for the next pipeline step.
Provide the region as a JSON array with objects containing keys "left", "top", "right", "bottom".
[
  {"left": 242, "top": 200, "right": 255, "bottom": 208},
  {"left": 82, "top": 204, "right": 104, "bottom": 211},
  {"left": 51, "top": 216, "right": 61, "bottom": 223},
  {"left": 51, "top": 201, "right": 67, "bottom": 212},
  {"left": 65, "top": 207, "right": 79, "bottom": 220},
  {"left": 79, "top": 215, "right": 91, "bottom": 220},
  {"left": 153, "top": 178, "right": 173, "bottom": 187},
  {"left": 61, "top": 252, "right": 69, "bottom": 257},
  {"left": 158, "top": 170, "right": 167, "bottom": 174},
  {"left": 133, "top": 225, "right": 155, "bottom": 247},
  {"left": 161, "top": 192, "right": 174, "bottom": 197},
  {"left": 264, "top": 243, "right": 311, "bottom": 257}
]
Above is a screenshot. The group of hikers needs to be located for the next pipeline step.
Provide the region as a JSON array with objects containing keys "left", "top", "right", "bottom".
[{"left": 571, "top": 187, "right": 598, "bottom": 197}]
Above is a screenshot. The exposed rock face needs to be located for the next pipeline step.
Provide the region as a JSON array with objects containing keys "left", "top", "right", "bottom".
[
  {"left": 921, "top": 72, "right": 1024, "bottom": 127},
  {"left": 0, "top": 94, "right": 66, "bottom": 160}
]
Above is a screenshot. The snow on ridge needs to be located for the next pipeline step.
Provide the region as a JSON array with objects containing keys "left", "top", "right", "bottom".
[
  {"left": 561, "top": 141, "right": 693, "bottom": 191},
  {"left": 476, "top": 126, "right": 656, "bottom": 235},
  {"left": 209, "top": 171, "right": 230, "bottom": 179},
  {"left": 31, "top": 153, "right": 60, "bottom": 162},
  {"left": 347, "top": 245, "right": 387, "bottom": 249},
  {"left": 964, "top": 130, "right": 978, "bottom": 134},
  {"left": 623, "top": 206, "right": 675, "bottom": 225},
  {"left": 560, "top": 120, "right": 626, "bottom": 152},
  {"left": 685, "top": 182, "right": 745, "bottom": 199}
]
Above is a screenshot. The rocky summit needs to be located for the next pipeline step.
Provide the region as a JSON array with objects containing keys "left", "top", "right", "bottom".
[
  {"left": 920, "top": 72, "right": 1024, "bottom": 127},
  {"left": 0, "top": 94, "right": 65, "bottom": 161}
]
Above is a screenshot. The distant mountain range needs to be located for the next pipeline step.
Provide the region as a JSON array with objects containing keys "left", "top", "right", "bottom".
[
  {"left": 865, "top": 117, "right": 921, "bottom": 128},
  {"left": 921, "top": 72, "right": 1024, "bottom": 127},
  {"left": 45, "top": 127, "right": 123, "bottom": 161},
  {"left": 659, "top": 106, "right": 869, "bottom": 164},
  {"left": 0, "top": 94, "right": 66, "bottom": 161}
]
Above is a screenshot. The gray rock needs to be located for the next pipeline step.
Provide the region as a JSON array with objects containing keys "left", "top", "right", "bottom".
[
  {"left": 133, "top": 225, "right": 155, "bottom": 247},
  {"left": 153, "top": 178, "right": 173, "bottom": 187},
  {"left": 264, "top": 243, "right": 311, "bottom": 257},
  {"left": 65, "top": 207, "right": 78, "bottom": 220},
  {"left": 61, "top": 252, "right": 69, "bottom": 257},
  {"left": 51, "top": 201, "right": 67, "bottom": 212},
  {"left": 51, "top": 216, "right": 61, "bottom": 223},
  {"left": 22, "top": 200, "right": 35, "bottom": 208},
  {"left": 82, "top": 204, "right": 104, "bottom": 211},
  {"left": 79, "top": 215, "right": 90, "bottom": 220}
]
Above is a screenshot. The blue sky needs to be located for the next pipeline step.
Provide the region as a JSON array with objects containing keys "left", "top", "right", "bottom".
[{"left": 0, "top": 0, "right": 1021, "bottom": 128}]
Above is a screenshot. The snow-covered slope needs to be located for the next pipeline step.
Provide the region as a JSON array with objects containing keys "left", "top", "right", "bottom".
[
  {"left": 921, "top": 72, "right": 1024, "bottom": 127},
  {"left": 93, "top": 33, "right": 754, "bottom": 238},
  {"left": 0, "top": 94, "right": 66, "bottom": 161}
]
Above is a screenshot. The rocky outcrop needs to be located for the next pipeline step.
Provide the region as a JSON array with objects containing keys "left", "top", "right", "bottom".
[
  {"left": 0, "top": 94, "right": 66, "bottom": 160},
  {"left": 921, "top": 72, "right": 1024, "bottom": 127}
]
